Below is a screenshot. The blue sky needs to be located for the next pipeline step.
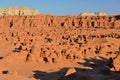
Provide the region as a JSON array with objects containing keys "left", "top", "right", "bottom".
[{"left": 0, "top": 0, "right": 120, "bottom": 15}]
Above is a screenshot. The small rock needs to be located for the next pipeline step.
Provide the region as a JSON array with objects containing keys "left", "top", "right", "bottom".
[{"left": 65, "top": 68, "right": 76, "bottom": 76}]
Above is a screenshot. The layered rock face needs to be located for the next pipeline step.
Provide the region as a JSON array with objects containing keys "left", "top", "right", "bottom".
[
  {"left": 80, "top": 12, "right": 106, "bottom": 16},
  {"left": 0, "top": 14, "right": 120, "bottom": 71},
  {"left": 0, "top": 6, "right": 39, "bottom": 15}
]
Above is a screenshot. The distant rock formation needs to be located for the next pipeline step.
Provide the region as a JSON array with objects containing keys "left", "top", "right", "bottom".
[
  {"left": 0, "top": 6, "right": 39, "bottom": 16},
  {"left": 79, "top": 12, "right": 107, "bottom": 16}
]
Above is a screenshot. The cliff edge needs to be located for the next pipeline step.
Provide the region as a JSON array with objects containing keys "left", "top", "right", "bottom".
[{"left": 0, "top": 6, "right": 39, "bottom": 15}]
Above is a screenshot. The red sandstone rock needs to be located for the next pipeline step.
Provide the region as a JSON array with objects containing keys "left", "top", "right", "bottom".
[
  {"left": 65, "top": 68, "right": 76, "bottom": 76},
  {"left": 0, "top": 14, "right": 120, "bottom": 80}
]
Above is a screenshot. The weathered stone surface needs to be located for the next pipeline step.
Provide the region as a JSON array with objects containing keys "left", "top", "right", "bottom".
[
  {"left": 79, "top": 12, "right": 106, "bottom": 16},
  {"left": 65, "top": 68, "right": 76, "bottom": 76},
  {"left": 113, "top": 55, "right": 120, "bottom": 71},
  {"left": 0, "top": 6, "right": 39, "bottom": 15},
  {"left": 0, "top": 13, "right": 120, "bottom": 71}
]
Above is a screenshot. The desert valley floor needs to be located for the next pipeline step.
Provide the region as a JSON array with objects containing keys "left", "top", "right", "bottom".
[{"left": 0, "top": 7, "right": 120, "bottom": 80}]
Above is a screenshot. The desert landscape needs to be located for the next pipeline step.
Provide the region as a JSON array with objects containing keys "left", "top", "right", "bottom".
[{"left": 0, "top": 6, "right": 120, "bottom": 80}]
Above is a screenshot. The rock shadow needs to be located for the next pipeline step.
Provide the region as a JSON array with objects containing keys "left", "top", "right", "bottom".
[
  {"left": 33, "top": 56, "right": 120, "bottom": 80},
  {"left": 33, "top": 68, "right": 68, "bottom": 80},
  {"left": 78, "top": 57, "right": 110, "bottom": 71},
  {"left": 0, "top": 57, "right": 3, "bottom": 59},
  {"left": 77, "top": 56, "right": 120, "bottom": 80}
]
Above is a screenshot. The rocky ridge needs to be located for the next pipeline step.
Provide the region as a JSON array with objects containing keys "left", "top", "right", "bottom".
[
  {"left": 79, "top": 12, "right": 107, "bottom": 16},
  {"left": 0, "top": 6, "right": 39, "bottom": 15}
]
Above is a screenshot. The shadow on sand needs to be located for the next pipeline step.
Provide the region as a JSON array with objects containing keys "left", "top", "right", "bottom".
[
  {"left": 33, "top": 68, "right": 68, "bottom": 80},
  {"left": 33, "top": 56, "right": 120, "bottom": 80}
]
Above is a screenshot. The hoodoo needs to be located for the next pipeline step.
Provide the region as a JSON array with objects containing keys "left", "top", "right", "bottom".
[{"left": 0, "top": 6, "right": 120, "bottom": 80}]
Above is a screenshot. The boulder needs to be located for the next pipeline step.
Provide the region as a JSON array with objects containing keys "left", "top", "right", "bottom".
[{"left": 65, "top": 68, "right": 76, "bottom": 76}]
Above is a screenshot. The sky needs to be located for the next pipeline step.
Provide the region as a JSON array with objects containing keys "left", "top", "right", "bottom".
[{"left": 0, "top": 0, "right": 120, "bottom": 15}]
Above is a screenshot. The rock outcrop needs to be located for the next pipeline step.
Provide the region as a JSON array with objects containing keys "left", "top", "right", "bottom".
[
  {"left": 80, "top": 12, "right": 107, "bottom": 16},
  {"left": 0, "top": 13, "right": 120, "bottom": 71},
  {"left": 0, "top": 6, "right": 39, "bottom": 16},
  {"left": 65, "top": 68, "right": 76, "bottom": 76}
]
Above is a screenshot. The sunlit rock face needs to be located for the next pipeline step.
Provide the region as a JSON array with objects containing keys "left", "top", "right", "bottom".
[
  {"left": 0, "top": 7, "right": 120, "bottom": 71},
  {"left": 79, "top": 12, "right": 107, "bottom": 16},
  {"left": 0, "top": 6, "right": 39, "bottom": 15}
]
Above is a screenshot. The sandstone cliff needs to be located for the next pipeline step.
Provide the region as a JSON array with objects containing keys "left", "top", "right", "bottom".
[{"left": 0, "top": 6, "right": 39, "bottom": 16}]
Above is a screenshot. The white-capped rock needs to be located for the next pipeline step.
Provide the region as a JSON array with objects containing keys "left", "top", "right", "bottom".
[{"left": 0, "top": 6, "right": 39, "bottom": 16}]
